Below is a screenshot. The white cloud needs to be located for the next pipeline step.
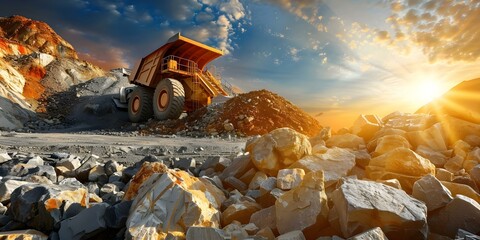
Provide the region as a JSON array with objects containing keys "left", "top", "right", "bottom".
[{"left": 219, "top": 0, "right": 246, "bottom": 21}]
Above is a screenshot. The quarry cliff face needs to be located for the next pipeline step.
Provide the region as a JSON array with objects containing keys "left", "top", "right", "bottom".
[
  {"left": 0, "top": 15, "right": 104, "bottom": 129},
  {"left": 0, "top": 15, "right": 78, "bottom": 59}
]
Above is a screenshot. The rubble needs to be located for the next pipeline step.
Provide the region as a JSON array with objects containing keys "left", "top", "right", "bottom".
[{"left": 412, "top": 174, "right": 453, "bottom": 211}]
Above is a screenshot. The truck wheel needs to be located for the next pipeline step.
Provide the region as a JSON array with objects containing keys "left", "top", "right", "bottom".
[
  {"left": 154, "top": 78, "right": 185, "bottom": 120},
  {"left": 128, "top": 86, "right": 153, "bottom": 122}
]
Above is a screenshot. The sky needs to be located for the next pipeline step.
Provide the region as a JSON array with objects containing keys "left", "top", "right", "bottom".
[{"left": 1, "top": 0, "right": 480, "bottom": 129}]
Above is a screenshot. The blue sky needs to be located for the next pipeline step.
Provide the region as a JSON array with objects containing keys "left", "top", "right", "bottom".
[{"left": 2, "top": 0, "right": 480, "bottom": 128}]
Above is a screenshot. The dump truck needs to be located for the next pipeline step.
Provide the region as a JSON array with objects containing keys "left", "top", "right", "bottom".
[{"left": 115, "top": 33, "right": 230, "bottom": 122}]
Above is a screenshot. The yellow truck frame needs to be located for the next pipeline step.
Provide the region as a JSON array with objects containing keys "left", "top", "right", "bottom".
[{"left": 119, "top": 33, "right": 229, "bottom": 122}]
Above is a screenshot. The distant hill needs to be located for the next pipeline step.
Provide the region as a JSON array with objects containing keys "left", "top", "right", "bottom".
[{"left": 417, "top": 78, "right": 480, "bottom": 124}]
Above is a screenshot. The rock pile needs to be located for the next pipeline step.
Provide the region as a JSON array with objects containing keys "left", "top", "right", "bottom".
[
  {"left": 141, "top": 89, "right": 322, "bottom": 137},
  {"left": 0, "top": 111, "right": 479, "bottom": 239}
]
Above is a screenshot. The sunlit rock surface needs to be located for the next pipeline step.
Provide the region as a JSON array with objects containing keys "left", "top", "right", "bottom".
[
  {"left": 332, "top": 178, "right": 428, "bottom": 240},
  {"left": 248, "top": 127, "right": 311, "bottom": 176}
]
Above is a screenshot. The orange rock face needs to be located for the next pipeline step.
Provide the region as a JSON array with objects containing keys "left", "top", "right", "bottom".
[{"left": 123, "top": 162, "right": 169, "bottom": 201}]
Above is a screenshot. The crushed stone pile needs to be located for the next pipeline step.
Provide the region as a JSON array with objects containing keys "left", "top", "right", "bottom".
[
  {"left": 141, "top": 89, "right": 322, "bottom": 137},
  {"left": 0, "top": 112, "right": 479, "bottom": 239}
]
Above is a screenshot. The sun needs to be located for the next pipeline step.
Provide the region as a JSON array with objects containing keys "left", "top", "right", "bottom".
[{"left": 416, "top": 80, "right": 442, "bottom": 103}]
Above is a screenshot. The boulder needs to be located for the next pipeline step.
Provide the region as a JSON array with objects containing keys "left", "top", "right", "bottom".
[
  {"left": 367, "top": 128, "right": 407, "bottom": 152},
  {"left": 428, "top": 195, "right": 480, "bottom": 238},
  {"left": 249, "top": 206, "right": 276, "bottom": 231},
  {"left": 104, "top": 160, "right": 123, "bottom": 176},
  {"left": 415, "top": 145, "right": 450, "bottom": 167},
  {"left": 126, "top": 170, "right": 225, "bottom": 239},
  {"left": 276, "top": 230, "right": 306, "bottom": 240},
  {"left": 275, "top": 171, "right": 329, "bottom": 238},
  {"left": 372, "top": 135, "right": 410, "bottom": 156},
  {"left": 248, "top": 171, "right": 268, "bottom": 190},
  {"left": 123, "top": 162, "right": 168, "bottom": 201},
  {"left": 326, "top": 133, "right": 365, "bottom": 150},
  {"left": 219, "top": 155, "right": 253, "bottom": 181},
  {"left": 0, "top": 229, "right": 48, "bottom": 240},
  {"left": 350, "top": 114, "right": 383, "bottom": 142},
  {"left": 247, "top": 128, "right": 311, "bottom": 176},
  {"left": 276, "top": 168, "right": 305, "bottom": 190},
  {"left": 366, "top": 147, "right": 435, "bottom": 193},
  {"left": 88, "top": 165, "right": 107, "bottom": 183},
  {"left": 185, "top": 227, "right": 225, "bottom": 240},
  {"left": 256, "top": 227, "right": 276, "bottom": 240},
  {"left": 412, "top": 175, "right": 453, "bottom": 211},
  {"left": 436, "top": 168, "right": 453, "bottom": 182},
  {"left": 10, "top": 183, "right": 88, "bottom": 231},
  {"left": 0, "top": 179, "right": 31, "bottom": 202},
  {"left": 471, "top": 164, "right": 480, "bottom": 188},
  {"left": 441, "top": 181, "right": 480, "bottom": 203},
  {"left": 289, "top": 147, "right": 355, "bottom": 186},
  {"left": 59, "top": 203, "right": 109, "bottom": 240},
  {"left": 332, "top": 178, "right": 428, "bottom": 240},
  {"left": 407, "top": 123, "right": 447, "bottom": 151},
  {"left": 347, "top": 227, "right": 388, "bottom": 240},
  {"left": 382, "top": 112, "right": 433, "bottom": 131},
  {"left": 221, "top": 200, "right": 261, "bottom": 225},
  {"left": 0, "top": 153, "right": 11, "bottom": 164}
]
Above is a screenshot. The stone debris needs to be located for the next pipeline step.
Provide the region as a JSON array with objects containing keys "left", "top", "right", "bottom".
[
  {"left": 332, "top": 178, "right": 428, "bottom": 239},
  {"left": 0, "top": 110, "right": 479, "bottom": 240},
  {"left": 0, "top": 229, "right": 48, "bottom": 240}
]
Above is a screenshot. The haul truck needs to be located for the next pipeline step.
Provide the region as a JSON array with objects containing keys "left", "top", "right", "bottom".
[{"left": 115, "top": 33, "right": 230, "bottom": 122}]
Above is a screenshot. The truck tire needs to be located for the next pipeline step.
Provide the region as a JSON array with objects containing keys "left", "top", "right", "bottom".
[
  {"left": 128, "top": 86, "right": 153, "bottom": 122},
  {"left": 153, "top": 78, "right": 185, "bottom": 120}
]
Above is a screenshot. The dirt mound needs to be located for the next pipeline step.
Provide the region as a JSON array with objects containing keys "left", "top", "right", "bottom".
[
  {"left": 141, "top": 89, "right": 322, "bottom": 137},
  {"left": 212, "top": 90, "right": 321, "bottom": 136}
]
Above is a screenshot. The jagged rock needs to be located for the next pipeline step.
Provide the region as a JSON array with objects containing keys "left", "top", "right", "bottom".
[
  {"left": 257, "top": 188, "right": 284, "bottom": 208},
  {"left": 352, "top": 149, "right": 371, "bottom": 168},
  {"left": 104, "top": 160, "right": 123, "bottom": 176},
  {"left": 444, "top": 155, "right": 464, "bottom": 173},
  {"left": 471, "top": 164, "right": 480, "bottom": 188},
  {"left": 123, "top": 161, "right": 168, "bottom": 201},
  {"left": 223, "top": 221, "right": 248, "bottom": 239},
  {"left": 289, "top": 147, "right": 355, "bottom": 186},
  {"left": 276, "top": 230, "right": 306, "bottom": 240},
  {"left": 105, "top": 200, "right": 132, "bottom": 229},
  {"left": 428, "top": 195, "right": 480, "bottom": 238},
  {"left": 126, "top": 170, "right": 225, "bottom": 239},
  {"left": 75, "top": 155, "right": 99, "bottom": 182},
  {"left": 0, "top": 179, "right": 31, "bottom": 202},
  {"left": 221, "top": 200, "right": 261, "bottom": 225},
  {"left": 377, "top": 179, "right": 402, "bottom": 189},
  {"left": 259, "top": 177, "right": 277, "bottom": 195},
  {"left": 456, "top": 229, "right": 480, "bottom": 240},
  {"left": 0, "top": 229, "right": 48, "bottom": 240},
  {"left": 332, "top": 178, "right": 427, "bottom": 240},
  {"left": 185, "top": 227, "right": 225, "bottom": 240},
  {"left": 276, "top": 168, "right": 305, "bottom": 190},
  {"left": 51, "top": 152, "right": 69, "bottom": 159},
  {"left": 0, "top": 153, "right": 11, "bottom": 164},
  {"left": 247, "top": 128, "right": 311, "bottom": 176},
  {"left": 257, "top": 227, "right": 275, "bottom": 240},
  {"left": 249, "top": 206, "right": 276, "bottom": 231},
  {"left": 173, "top": 158, "right": 196, "bottom": 171},
  {"left": 436, "top": 168, "right": 453, "bottom": 181},
  {"left": 59, "top": 203, "right": 108, "bottom": 240},
  {"left": 243, "top": 223, "right": 259, "bottom": 235},
  {"left": 224, "top": 176, "right": 247, "bottom": 191},
  {"left": 276, "top": 171, "right": 329, "bottom": 238},
  {"left": 372, "top": 135, "right": 410, "bottom": 157},
  {"left": 366, "top": 147, "right": 435, "bottom": 193},
  {"left": 326, "top": 133, "right": 365, "bottom": 150},
  {"left": 415, "top": 145, "right": 449, "bottom": 167},
  {"left": 407, "top": 123, "right": 447, "bottom": 151},
  {"left": 108, "top": 172, "right": 122, "bottom": 183},
  {"left": 248, "top": 171, "right": 268, "bottom": 190},
  {"left": 26, "top": 156, "right": 43, "bottom": 166},
  {"left": 219, "top": 155, "right": 253, "bottom": 181},
  {"left": 412, "top": 175, "right": 453, "bottom": 211},
  {"left": 88, "top": 165, "right": 107, "bottom": 183},
  {"left": 347, "top": 227, "right": 388, "bottom": 240},
  {"left": 100, "top": 183, "right": 120, "bottom": 197},
  {"left": 441, "top": 181, "right": 480, "bottom": 203},
  {"left": 10, "top": 183, "right": 88, "bottom": 231},
  {"left": 350, "top": 114, "right": 383, "bottom": 142}
]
